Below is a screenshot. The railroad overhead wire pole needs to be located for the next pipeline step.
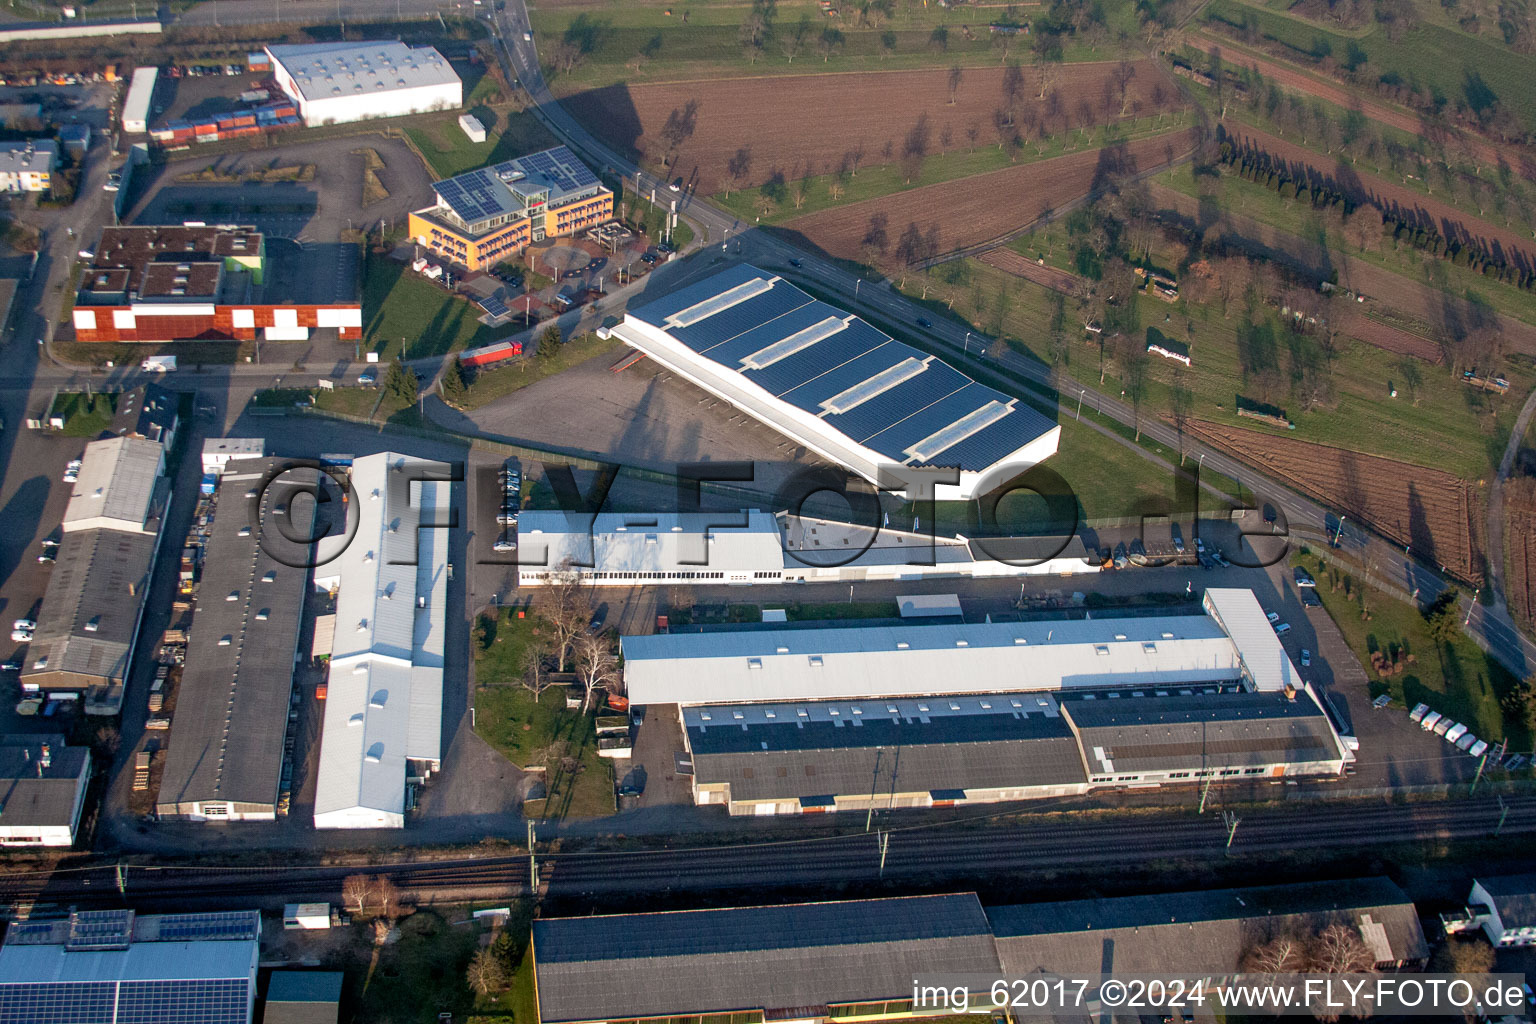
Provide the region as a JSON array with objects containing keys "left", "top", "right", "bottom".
[
  {"left": 1222, "top": 811, "right": 1241, "bottom": 849},
  {"left": 877, "top": 831, "right": 890, "bottom": 877},
  {"left": 527, "top": 820, "right": 538, "bottom": 894}
]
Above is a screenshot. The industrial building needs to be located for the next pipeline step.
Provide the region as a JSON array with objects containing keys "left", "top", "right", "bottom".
[
  {"left": 620, "top": 589, "right": 1299, "bottom": 706},
  {"left": 515, "top": 509, "right": 1098, "bottom": 587},
  {"left": 532, "top": 894, "right": 1003, "bottom": 1024},
  {"left": 120, "top": 66, "right": 158, "bottom": 133},
  {"left": 263, "top": 972, "right": 343, "bottom": 1024},
  {"left": 684, "top": 686, "right": 1349, "bottom": 815},
  {"left": 156, "top": 459, "right": 314, "bottom": 822},
  {"left": 1446, "top": 875, "right": 1536, "bottom": 947},
  {"left": 202, "top": 437, "right": 266, "bottom": 475},
  {"left": 265, "top": 41, "right": 461, "bottom": 127},
  {"left": 0, "top": 140, "right": 55, "bottom": 192},
  {"left": 989, "top": 876, "right": 1429, "bottom": 975},
  {"left": 312, "top": 453, "right": 452, "bottom": 829},
  {"left": 71, "top": 225, "right": 361, "bottom": 344},
  {"left": 530, "top": 880, "right": 1425, "bottom": 1023},
  {"left": 0, "top": 735, "right": 91, "bottom": 847},
  {"left": 612, "top": 265, "right": 1061, "bottom": 500},
  {"left": 23, "top": 437, "right": 170, "bottom": 711},
  {"left": 110, "top": 382, "right": 180, "bottom": 447},
  {"left": 407, "top": 145, "right": 613, "bottom": 272},
  {"left": 0, "top": 909, "right": 260, "bottom": 1024}
]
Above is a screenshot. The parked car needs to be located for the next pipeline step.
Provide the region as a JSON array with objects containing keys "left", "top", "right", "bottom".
[
  {"left": 358, "top": 372, "right": 376, "bottom": 386},
  {"left": 639, "top": 252, "right": 658, "bottom": 265},
  {"left": 1300, "top": 649, "right": 1311, "bottom": 667},
  {"left": 11, "top": 619, "right": 35, "bottom": 643},
  {"left": 589, "top": 608, "right": 606, "bottom": 632},
  {"left": 1266, "top": 611, "right": 1280, "bottom": 625},
  {"left": 1300, "top": 590, "right": 1321, "bottom": 607},
  {"left": 1294, "top": 566, "right": 1316, "bottom": 588},
  {"left": 1273, "top": 622, "right": 1291, "bottom": 635},
  {"left": 0, "top": 657, "right": 20, "bottom": 673},
  {"left": 493, "top": 536, "right": 517, "bottom": 553},
  {"left": 497, "top": 511, "right": 517, "bottom": 526}
]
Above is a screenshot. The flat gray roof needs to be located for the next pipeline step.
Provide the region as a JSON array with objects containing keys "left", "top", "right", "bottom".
[
  {"left": 533, "top": 893, "right": 1001, "bottom": 1023},
  {"left": 0, "top": 737, "right": 89, "bottom": 828},
  {"left": 158, "top": 460, "right": 313, "bottom": 812},
  {"left": 989, "top": 877, "right": 1428, "bottom": 975},
  {"left": 22, "top": 528, "right": 158, "bottom": 689},
  {"left": 63, "top": 435, "right": 164, "bottom": 532},
  {"left": 266, "top": 41, "right": 458, "bottom": 100}
]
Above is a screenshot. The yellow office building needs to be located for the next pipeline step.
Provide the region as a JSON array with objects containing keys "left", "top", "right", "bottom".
[{"left": 407, "top": 145, "right": 612, "bottom": 272}]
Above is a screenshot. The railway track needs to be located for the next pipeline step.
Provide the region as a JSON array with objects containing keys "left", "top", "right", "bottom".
[{"left": 2, "top": 796, "right": 1531, "bottom": 911}]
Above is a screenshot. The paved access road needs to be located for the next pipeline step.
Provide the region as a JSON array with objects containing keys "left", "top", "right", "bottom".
[{"left": 491, "top": 0, "right": 1533, "bottom": 681}]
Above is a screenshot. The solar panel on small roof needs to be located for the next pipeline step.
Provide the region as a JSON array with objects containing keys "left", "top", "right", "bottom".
[{"left": 479, "top": 297, "right": 510, "bottom": 318}]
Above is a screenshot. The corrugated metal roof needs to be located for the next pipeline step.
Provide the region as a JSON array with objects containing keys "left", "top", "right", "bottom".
[
  {"left": 1062, "top": 690, "right": 1341, "bottom": 774},
  {"left": 266, "top": 41, "right": 459, "bottom": 99},
  {"left": 686, "top": 693, "right": 1086, "bottom": 801},
  {"left": 0, "top": 739, "right": 90, "bottom": 829},
  {"left": 62, "top": 436, "right": 163, "bottom": 532},
  {"left": 623, "top": 266, "right": 1057, "bottom": 475},
  {"left": 533, "top": 894, "right": 1001, "bottom": 1023},
  {"left": 313, "top": 455, "right": 450, "bottom": 828},
  {"left": 22, "top": 528, "right": 157, "bottom": 689},
  {"left": 620, "top": 616, "right": 1240, "bottom": 706},
  {"left": 1475, "top": 874, "right": 1536, "bottom": 928},
  {"left": 157, "top": 461, "right": 311, "bottom": 812},
  {"left": 1202, "top": 588, "right": 1302, "bottom": 693},
  {"left": 989, "top": 877, "right": 1427, "bottom": 975}
]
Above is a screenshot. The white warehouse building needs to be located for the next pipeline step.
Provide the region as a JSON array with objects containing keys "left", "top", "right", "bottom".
[
  {"left": 612, "top": 265, "right": 1061, "bottom": 501},
  {"left": 312, "top": 453, "right": 452, "bottom": 829},
  {"left": 619, "top": 589, "right": 1304, "bottom": 706},
  {"left": 515, "top": 510, "right": 1099, "bottom": 587},
  {"left": 265, "top": 41, "right": 462, "bottom": 127}
]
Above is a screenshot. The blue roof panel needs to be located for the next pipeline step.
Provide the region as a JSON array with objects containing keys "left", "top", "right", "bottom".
[
  {"left": 861, "top": 382, "right": 1006, "bottom": 456},
  {"left": 742, "top": 328, "right": 879, "bottom": 397},
  {"left": 668, "top": 287, "right": 812, "bottom": 353},
  {"left": 705, "top": 301, "right": 845, "bottom": 365},
  {"left": 777, "top": 342, "right": 910, "bottom": 412},
  {"left": 824, "top": 362, "right": 972, "bottom": 446},
  {"left": 628, "top": 264, "right": 781, "bottom": 329},
  {"left": 922, "top": 405, "right": 1059, "bottom": 470}
]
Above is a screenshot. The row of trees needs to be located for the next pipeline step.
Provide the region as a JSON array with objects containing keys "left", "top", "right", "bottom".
[{"left": 1215, "top": 138, "right": 1536, "bottom": 289}]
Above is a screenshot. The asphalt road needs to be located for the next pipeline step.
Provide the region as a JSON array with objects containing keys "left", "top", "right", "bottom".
[
  {"left": 4, "top": 793, "right": 1533, "bottom": 910},
  {"left": 488, "top": 0, "right": 1534, "bottom": 681}
]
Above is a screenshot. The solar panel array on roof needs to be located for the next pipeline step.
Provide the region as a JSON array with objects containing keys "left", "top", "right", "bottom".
[
  {"left": 150, "top": 911, "right": 260, "bottom": 943},
  {"left": 478, "top": 296, "right": 509, "bottom": 319},
  {"left": 66, "top": 911, "right": 133, "bottom": 951},
  {"left": 627, "top": 266, "right": 1058, "bottom": 472}
]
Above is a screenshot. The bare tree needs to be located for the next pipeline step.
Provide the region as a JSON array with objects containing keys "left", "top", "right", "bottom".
[
  {"left": 520, "top": 628, "right": 558, "bottom": 698},
  {"left": 542, "top": 558, "right": 593, "bottom": 672},
  {"left": 781, "top": 14, "right": 811, "bottom": 62},
  {"left": 947, "top": 64, "right": 963, "bottom": 105},
  {"left": 1310, "top": 923, "right": 1377, "bottom": 974},
  {"left": 575, "top": 631, "right": 621, "bottom": 712},
  {"left": 899, "top": 113, "right": 931, "bottom": 183},
  {"left": 1113, "top": 59, "right": 1137, "bottom": 116},
  {"left": 1243, "top": 934, "right": 1307, "bottom": 973},
  {"left": 342, "top": 874, "right": 373, "bottom": 915},
  {"left": 725, "top": 146, "right": 753, "bottom": 197},
  {"left": 467, "top": 947, "right": 509, "bottom": 996},
  {"left": 374, "top": 875, "right": 407, "bottom": 922}
]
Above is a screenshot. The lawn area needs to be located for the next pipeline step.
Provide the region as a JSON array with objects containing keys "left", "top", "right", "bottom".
[
  {"left": 347, "top": 909, "right": 481, "bottom": 1024},
  {"left": 1204, "top": 0, "right": 1536, "bottom": 133},
  {"left": 1292, "top": 547, "right": 1530, "bottom": 750},
  {"left": 472, "top": 611, "right": 614, "bottom": 820},
  {"left": 48, "top": 391, "right": 116, "bottom": 437},
  {"left": 458, "top": 332, "right": 622, "bottom": 411},
  {"left": 533, "top": 0, "right": 1139, "bottom": 91},
  {"left": 713, "top": 115, "right": 1193, "bottom": 226},
  {"left": 362, "top": 251, "right": 502, "bottom": 361},
  {"left": 1154, "top": 159, "right": 1536, "bottom": 329},
  {"left": 916, "top": 252, "right": 1523, "bottom": 480},
  {"left": 403, "top": 106, "right": 556, "bottom": 180},
  {"left": 785, "top": 600, "right": 902, "bottom": 620}
]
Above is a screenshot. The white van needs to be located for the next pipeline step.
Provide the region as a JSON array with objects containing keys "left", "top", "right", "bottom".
[
  {"left": 1420, "top": 710, "right": 1443, "bottom": 731},
  {"left": 1444, "top": 722, "right": 1469, "bottom": 743},
  {"left": 1409, "top": 702, "right": 1430, "bottom": 722}
]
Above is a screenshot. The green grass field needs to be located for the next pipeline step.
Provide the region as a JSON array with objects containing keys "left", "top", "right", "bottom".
[
  {"left": 361, "top": 251, "right": 502, "bottom": 361},
  {"left": 909, "top": 255, "right": 1523, "bottom": 480},
  {"left": 1205, "top": 0, "right": 1536, "bottom": 133},
  {"left": 403, "top": 107, "right": 556, "bottom": 180},
  {"left": 532, "top": 0, "right": 1141, "bottom": 91},
  {"left": 1293, "top": 548, "right": 1529, "bottom": 749},
  {"left": 1154, "top": 161, "right": 1536, "bottom": 329},
  {"left": 49, "top": 392, "right": 116, "bottom": 438},
  {"left": 472, "top": 612, "right": 615, "bottom": 820},
  {"left": 459, "top": 333, "right": 622, "bottom": 411}
]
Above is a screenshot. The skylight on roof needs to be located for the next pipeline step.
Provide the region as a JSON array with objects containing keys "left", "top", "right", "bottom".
[
  {"left": 739, "top": 316, "right": 847, "bottom": 370},
  {"left": 819, "top": 356, "right": 927, "bottom": 415},
  {"left": 665, "top": 276, "right": 774, "bottom": 328},
  {"left": 904, "top": 400, "right": 1014, "bottom": 463}
]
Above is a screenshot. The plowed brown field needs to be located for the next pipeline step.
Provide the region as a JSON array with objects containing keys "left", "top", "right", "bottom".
[
  {"left": 1504, "top": 479, "right": 1536, "bottom": 628},
  {"left": 785, "top": 128, "right": 1198, "bottom": 260},
  {"left": 562, "top": 61, "right": 1178, "bottom": 194},
  {"left": 1184, "top": 420, "right": 1485, "bottom": 582},
  {"left": 977, "top": 247, "right": 1083, "bottom": 295}
]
